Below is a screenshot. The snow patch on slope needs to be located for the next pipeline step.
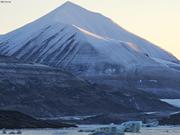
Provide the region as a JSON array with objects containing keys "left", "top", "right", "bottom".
[
  {"left": 161, "top": 99, "right": 180, "bottom": 108},
  {"left": 73, "top": 25, "right": 107, "bottom": 40}
]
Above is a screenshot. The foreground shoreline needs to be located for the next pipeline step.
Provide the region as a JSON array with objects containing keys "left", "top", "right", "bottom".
[{"left": 1, "top": 125, "right": 180, "bottom": 135}]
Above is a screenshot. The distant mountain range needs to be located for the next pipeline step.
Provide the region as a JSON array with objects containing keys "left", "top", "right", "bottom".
[{"left": 0, "top": 2, "right": 179, "bottom": 118}]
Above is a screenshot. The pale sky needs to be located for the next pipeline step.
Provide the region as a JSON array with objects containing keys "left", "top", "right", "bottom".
[{"left": 0, "top": 0, "right": 180, "bottom": 59}]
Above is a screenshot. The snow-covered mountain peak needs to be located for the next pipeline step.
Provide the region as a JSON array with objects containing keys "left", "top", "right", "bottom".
[
  {"left": 51, "top": 1, "right": 85, "bottom": 17},
  {"left": 0, "top": 1, "right": 178, "bottom": 64},
  {"left": 0, "top": 1, "right": 180, "bottom": 114},
  {"left": 59, "top": 1, "right": 83, "bottom": 9},
  {"left": 43, "top": 1, "right": 99, "bottom": 28}
]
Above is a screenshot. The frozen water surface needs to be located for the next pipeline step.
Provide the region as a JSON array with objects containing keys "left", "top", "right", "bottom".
[{"left": 0, "top": 125, "right": 180, "bottom": 135}]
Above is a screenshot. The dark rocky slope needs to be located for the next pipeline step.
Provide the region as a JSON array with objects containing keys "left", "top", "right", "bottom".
[
  {"left": 0, "top": 110, "right": 76, "bottom": 129},
  {"left": 160, "top": 112, "right": 180, "bottom": 125}
]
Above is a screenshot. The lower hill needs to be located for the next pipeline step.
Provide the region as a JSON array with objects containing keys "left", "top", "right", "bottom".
[{"left": 0, "top": 55, "right": 177, "bottom": 118}]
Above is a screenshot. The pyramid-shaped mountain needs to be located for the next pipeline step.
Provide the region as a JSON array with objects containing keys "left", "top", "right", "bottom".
[{"left": 0, "top": 2, "right": 180, "bottom": 98}]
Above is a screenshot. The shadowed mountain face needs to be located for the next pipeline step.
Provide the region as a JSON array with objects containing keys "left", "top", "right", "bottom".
[{"left": 0, "top": 55, "right": 133, "bottom": 117}]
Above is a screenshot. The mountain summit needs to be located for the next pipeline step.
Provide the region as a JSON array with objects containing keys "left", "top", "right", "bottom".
[{"left": 0, "top": 2, "right": 180, "bottom": 99}]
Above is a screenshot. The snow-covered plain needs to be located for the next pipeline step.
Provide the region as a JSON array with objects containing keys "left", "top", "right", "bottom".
[{"left": 1, "top": 125, "right": 180, "bottom": 135}]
